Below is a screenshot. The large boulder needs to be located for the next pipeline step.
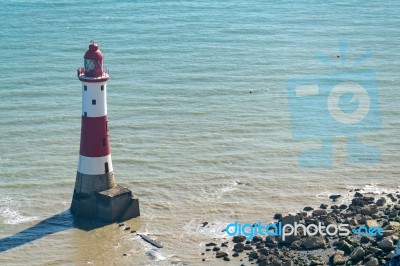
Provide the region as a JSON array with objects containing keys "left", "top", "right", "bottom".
[
  {"left": 378, "top": 237, "right": 395, "bottom": 251},
  {"left": 332, "top": 250, "right": 346, "bottom": 265},
  {"left": 350, "top": 246, "right": 365, "bottom": 262},
  {"left": 301, "top": 236, "right": 326, "bottom": 250}
]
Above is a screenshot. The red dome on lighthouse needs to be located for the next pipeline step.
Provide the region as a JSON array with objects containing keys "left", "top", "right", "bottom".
[
  {"left": 77, "top": 42, "right": 109, "bottom": 82},
  {"left": 84, "top": 43, "right": 103, "bottom": 60}
]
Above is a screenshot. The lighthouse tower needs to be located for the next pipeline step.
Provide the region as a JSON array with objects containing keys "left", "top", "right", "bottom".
[{"left": 71, "top": 42, "right": 140, "bottom": 222}]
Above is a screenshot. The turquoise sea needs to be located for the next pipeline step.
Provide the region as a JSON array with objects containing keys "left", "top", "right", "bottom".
[{"left": 0, "top": 1, "right": 399, "bottom": 265}]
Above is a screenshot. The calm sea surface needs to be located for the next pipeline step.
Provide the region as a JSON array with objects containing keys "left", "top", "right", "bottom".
[{"left": 0, "top": 1, "right": 399, "bottom": 265}]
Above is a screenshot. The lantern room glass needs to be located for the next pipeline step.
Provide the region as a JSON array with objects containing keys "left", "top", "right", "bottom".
[{"left": 84, "top": 59, "right": 96, "bottom": 72}]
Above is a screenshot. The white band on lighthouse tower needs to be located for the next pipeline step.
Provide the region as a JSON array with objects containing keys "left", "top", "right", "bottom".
[
  {"left": 82, "top": 81, "right": 108, "bottom": 117},
  {"left": 78, "top": 154, "right": 113, "bottom": 175}
]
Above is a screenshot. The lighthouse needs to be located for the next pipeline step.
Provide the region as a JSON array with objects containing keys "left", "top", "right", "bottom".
[{"left": 71, "top": 42, "right": 140, "bottom": 222}]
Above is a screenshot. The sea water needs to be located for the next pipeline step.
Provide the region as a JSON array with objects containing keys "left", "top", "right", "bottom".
[{"left": 0, "top": 1, "right": 399, "bottom": 265}]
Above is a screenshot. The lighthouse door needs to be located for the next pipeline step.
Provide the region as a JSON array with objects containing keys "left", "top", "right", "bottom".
[{"left": 105, "top": 162, "right": 109, "bottom": 173}]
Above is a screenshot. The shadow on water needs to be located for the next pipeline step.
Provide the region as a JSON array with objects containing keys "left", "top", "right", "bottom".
[{"left": 0, "top": 210, "right": 108, "bottom": 253}]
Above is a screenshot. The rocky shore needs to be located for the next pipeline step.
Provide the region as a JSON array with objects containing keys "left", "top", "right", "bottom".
[{"left": 202, "top": 190, "right": 400, "bottom": 266}]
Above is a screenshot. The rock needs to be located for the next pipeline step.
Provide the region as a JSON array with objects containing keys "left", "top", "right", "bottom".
[
  {"left": 389, "top": 221, "right": 400, "bottom": 229},
  {"left": 354, "top": 192, "right": 363, "bottom": 197},
  {"left": 350, "top": 246, "right": 365, "bottom": 262},
  {"left": 368, "top": 246, "right": 383, "bottom": 257},
  {"left": 258, "top": 248, "right": 269, "bottom": 255},
  {"left": 365, "top": 219, "right": 379, "bottom": 228},
  {"left": 389, "top": 209, "right": 398, "bottom": 218},
  {"left": 379, "top": 237, "right": 395, "bottom": 251},
  {"left": 223, "top": 256, "right": 230, "bottom": 261},
  {"left": 249, "top": 251, "right": 258, "bottom": 259},
  {"left": 320, "top": 204, "right": 328, "bottom": 209},
  {"left": 289, "top": 240, "right": 301, "bottom": 250},
  {"left": 343, "top": 210, "right": 357, "bottom": 218},
  {"left": 232, "top": 235, "right": 246, "bottom": 243},
  {"left": 310, "top": 258, "right": 326, "bottom": 265},
  {"left": 205, "top": 248, "right": 211, "bottom": 251},
  {"left": 364, "top": 258, "right": 379, "bottom": 266},
  {"left": 330, "top": 194, "right": 341, "bottom": 201},
  {"left": 201, "top": 221, "right": 208, "bottom": 227},
  {"left": 233, "top": 242, "right": 244, "bottom": 252},
  {"left": 352, "top": 198, "right": 364, "bottom": 207},
  {"left": 282, "top": 260, "right": 294, "bottom": 266},
  {"left": 215, "top": 251, "right": 228, "bottom": 258},
  {"left": 124, "top": 227, "right": 131, "bottom": 230},
  {"left": 221, "top": 241, "right": 228, "bottom": 247},
  {"left": 256, "top": 242, "right": 265, "bottom": 249},
  {"left": 376, "top": 197, "right": 386, "bottom": 206},
  {"left": 339, "top": 204, "right": 348, "bottom": 210},
  {"left": 363, "top": 196, "right": 375, "bottom": 204},
  {"left": 212, "top": 246, "right": 220, "bottom": 251},
  {"left": 360, "top": 205, "right": 378, "bottom": 216},
  {"left": 347, "top": 217, "right": 358, "bottom": 226},
  {"left": 244, "top": 244, "right": 252, "bottom": 250},
  {"left": 118, "top": 223, "right": 124, "bottom": 227},
  {"left": 337, "top": 240, "right": 353, "bottom": 254},
  {"left": 388, "top": 194, "right": 397, "bottom": 202},
  {"left": 332, "top": 251, "right": 346, "bottom": 265},
  {"left": 304, "top": 206, "right": 314, "bottom": 211},
  {"left": 232, "top": 252, "right": 239, "bottom": 257},
  {"left": 257, "top": 254, "right": 268, "bottom": 263},
  {"left": 279, "top": 215, "right": 300, "bottom": 244},
  {"left": 274, "top": 213, "right": 282, "bottom": 219},
  {"left": 205, "top": 242, "right": 217, "bottom": 246},
  {"left": 360, "top": 236, "right": 370, "bottom": 244},
  {"left": 252, "top": 235, "right": 263, "bottom": 243},
  {"left": 270, "top": 259, "right": 283, "bottom": 266},
  {"left": 301, "top": 236, "right": 326, "bottom": 250},
  {"left": 381, "top": 230, "right": 395, "bottom": 237},
  {"left": 312, "top": 209, "right": 327, "bottom": 216}
]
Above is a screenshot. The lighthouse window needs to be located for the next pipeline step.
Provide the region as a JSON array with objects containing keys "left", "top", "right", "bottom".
[
  {"left": 101, "top": 85, "right": 104, "bottom": 91},
  {"left": 105, "top": 163, "right": 109, "bottom": 173},
  {"left": 84, "top": 85, "right": 87, "bottom": 91},
  {"left": 92, "top": 99, "right": 96, "bottom": 105},
  {"left": 84, "top": 112, "right": 87, "bottom": 117},
  {"left": 103, "top": 138, "right": 107, "bottom": 147}
]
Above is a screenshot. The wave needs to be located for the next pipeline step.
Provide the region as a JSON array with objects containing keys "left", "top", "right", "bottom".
[{"left": 0, "top": 197, "right": 38, "bottom": 225}]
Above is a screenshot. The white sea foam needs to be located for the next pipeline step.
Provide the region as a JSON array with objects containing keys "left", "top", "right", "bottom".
[
  {"left": 316, "top": 183, "right": 400, "bottom": 206},
  {"left": 201, "top": 180, "right": 240, "bottom": 200},
  {"left": 0, "top": 197, "right": 38, "bottom": 225}
]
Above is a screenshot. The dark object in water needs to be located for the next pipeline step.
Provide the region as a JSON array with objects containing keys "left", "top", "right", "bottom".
[{"left": 138, "top": 234, "right": 163, "bottom": 248}]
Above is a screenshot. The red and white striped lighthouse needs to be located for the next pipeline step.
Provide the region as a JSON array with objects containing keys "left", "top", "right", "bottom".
[
  {"left": 76, "top": 42, "right": 114, "bottom": 193},
  {"left": 71, "top": 42, "right": 140, "bottom": 222}
]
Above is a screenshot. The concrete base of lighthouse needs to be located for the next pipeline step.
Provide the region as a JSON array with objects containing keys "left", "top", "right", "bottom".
[{"left": 71, "top": 184, "right": 140, "bottom": 223}]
